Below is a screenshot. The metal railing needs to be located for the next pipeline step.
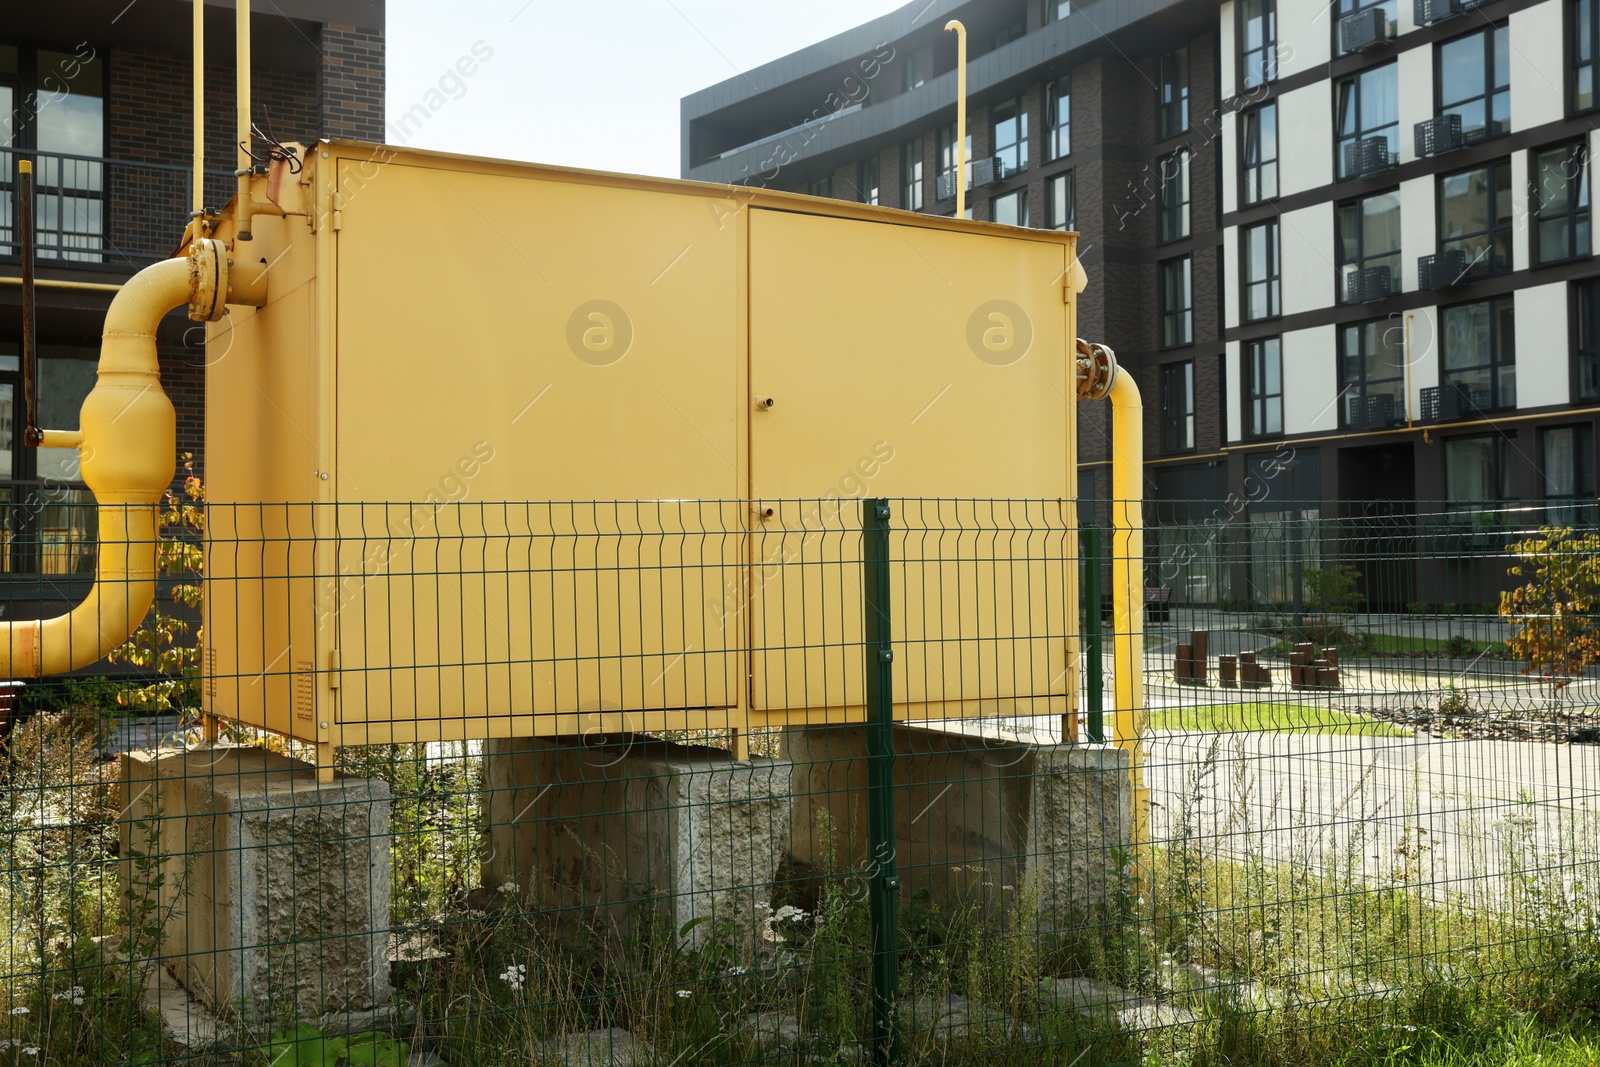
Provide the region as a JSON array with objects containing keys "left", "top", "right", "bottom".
[{"left": 0, "top": 149, "right": 235, "bottom": 270}]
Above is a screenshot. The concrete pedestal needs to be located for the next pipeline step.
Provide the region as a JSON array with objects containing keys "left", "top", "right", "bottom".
[
  {"left": 119, "top": 747, "right": 392, "bottom": 1026},
  {"left": 783, "top": 724, "right": 1132, "bottom": 921},
  {"left": 483, "top": 737, "right": 792, "bottom": 948}
]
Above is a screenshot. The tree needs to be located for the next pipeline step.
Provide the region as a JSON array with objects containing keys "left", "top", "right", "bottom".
[
  {"left": 1499, "top": 526, "right": 1600, "bottom": 691},
  {"left": 108, "top": 455, "right": 204, "bottom": 711}
]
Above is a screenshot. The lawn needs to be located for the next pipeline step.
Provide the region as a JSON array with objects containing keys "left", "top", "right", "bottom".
[{"left": 1147, "top": 700, "right": 1410, "bottom": 735}]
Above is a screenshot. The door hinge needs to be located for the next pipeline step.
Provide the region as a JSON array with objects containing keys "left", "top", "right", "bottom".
[{"left": 327, "top": 648, "right": 341, "bottom": 687}]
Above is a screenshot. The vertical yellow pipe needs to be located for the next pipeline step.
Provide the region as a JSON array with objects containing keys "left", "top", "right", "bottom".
[
  {"left": 236, "top": 0, "right": 254, "bottom": 240},
  {"left": 1109, "top": 372, "right": 1148, "bottom": 864},
  {"left": 944, "top": 20, "right": 967, "bottom": 219},
  {"left": 192, "top": 0, "right": 204, "bottom": 218}
]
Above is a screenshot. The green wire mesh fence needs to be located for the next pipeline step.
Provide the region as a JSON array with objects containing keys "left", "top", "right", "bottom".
[{"left": 0, "top": 498, "right": 1594, "bottom": 1064}]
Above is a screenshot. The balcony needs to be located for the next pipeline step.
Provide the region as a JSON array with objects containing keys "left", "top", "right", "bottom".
[
  {"left": 935, "top": 156, "right": 1008, "bottom": 201},
  {"left": 0, "top": 149, "right": 235, "bottom": 272},
  {"left": 1419, "top": 383, "right": 1511, "bottom": 422},
  {"left": 1342, "top": 391, "right": 1403, "bottom": 430}
]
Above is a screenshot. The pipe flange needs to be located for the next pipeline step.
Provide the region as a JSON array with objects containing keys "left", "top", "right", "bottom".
[
  {"left": 186, "top": 237, "right": 230, "bottom": 322},
  {"left": 1075, "top": 338, "right": 1118, "bottom": 401}
]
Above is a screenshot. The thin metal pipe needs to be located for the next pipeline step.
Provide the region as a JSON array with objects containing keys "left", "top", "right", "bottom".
[
  {"left": 945, "top": 20, "right": 967, "bottom": 219},
  {"left": 17, "top": 160, "right": 39, "bottom": 447},
  {"left": 236, "top": 0, "right": 254, "bottom": 240},
  {"left": 1108, "top": 368, "right": 1148, "bottom": 862},
  {"left": 194, "top": 0, "right": 205, "bottom": 217}
]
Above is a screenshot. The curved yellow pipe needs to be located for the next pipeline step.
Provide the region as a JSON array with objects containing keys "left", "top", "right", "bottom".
[
  {"left": 0, "top": 244, "right": 225, "bottom": 677},
  {"left": 1107, "top": 367, "right": 1148, "bottom": 859}
]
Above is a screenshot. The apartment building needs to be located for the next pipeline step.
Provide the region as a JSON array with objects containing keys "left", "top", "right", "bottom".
[
  {"left": 683, "top": 0, "right": 1600, "bottom": 607},
  {"left": 0, "top": 1, "right": 382, "bottom": 605}
]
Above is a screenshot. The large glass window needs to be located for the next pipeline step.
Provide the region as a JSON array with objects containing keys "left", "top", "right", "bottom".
[
  {"left": 1339, "top": 320, "right": 1406, "bottom": 427},
  {"left": 1577, "top": 0, "right": 1600, "bottom": 112},
  {"left": 1543, "top": 425, "right": 1596, "bottom": 524},
  {"left": 1241, "top": 104, "right": 1278, "bottom": 205},
  {"left": 1245, "top": 338, "right": 1283, "bottom": 437},
  {"left": 1047, "top": 171, "right": 1074, "bottom": 230},
  {"left": 1242, "top": 220, "right": 1280, "bottom": 321},
  {"left": 1442, "top": 297, "right": 1516, "bottom": 412},
  {"left": 937, "top": 124, "right": 971, "bottom": 196},
  {"left": 1159, "top": 150, "right": 1190, "bottom": 243},
  {"left": 0, "top": 45, "right": 106, "bottom": 262},
  {"left": 902, "top": 137, "right": 923, "bottom": 211},
  {"left": 1534, "top": 141, "right": 1591, "bottom": 264},
  {"left": 992, "top": 189, "right": 1028, "bottom": 227},
  {"left": 1159, "top": 49, "right": 1189, "bottom": 139},
  {"left": 1051, "top": 0, "right": 1072, "bottom": 19},
  {"left": 1242, "top": 0, "right": 1278, "bottom": 90},
  {"left": 902, "top": 46, "right": 931, "bottom": 93},
  {"left": 991, "top": 96, "right": 1029, "bottom": 174},
  {"left": 1161, "top": 256, "right": 1193, "bottom": 347},
  {"left": 1336, "top": 190, "right": 1402, "bottom": 303},
  {"left": 1577, "top": 278, "right": 1600, "bottom": 400},
  {"left": 1437, "top": 25, "right": 1510, "bottom": 145},
  {"left": 1336, "top": 0, "right": 1397, "bottom": 56},
  {"left": 1335, "top": 64, "right": 1399, "bottom": 180},
  {"left": 1438, "top": 160, "right": 1512, "bottom": 276},
  {"left": 858, "top": 157, "right": 879, "bottom": 205},
  {"left": 1047, "top": 78, "right": 1071, "bottom": 159},
  {"left": 1162, "top": 361, "right": 1195, "bottom": 452},
  {"left": 1445, "top": 434, "right": 1516, "bottom": 513}
]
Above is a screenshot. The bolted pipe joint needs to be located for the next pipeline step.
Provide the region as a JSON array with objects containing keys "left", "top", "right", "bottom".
[{"left": 1075, "top": 337, "right": 1118, "bottom": 401}]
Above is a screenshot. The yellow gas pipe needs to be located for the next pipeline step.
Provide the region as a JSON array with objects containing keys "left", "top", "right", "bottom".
[
  {"left": 944, "top": 20, "right": 967, "bottom": 219},
  {"left": 1076, "top": 339, "right": 1149, "bottom": 861},
  {"left": 0, "top": 241, "right": 228, "bottom": 676}
]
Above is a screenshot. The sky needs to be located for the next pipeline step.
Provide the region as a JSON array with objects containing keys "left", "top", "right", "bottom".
[{"left": 383, "top": 1, "right": 912, "bottom": 179}]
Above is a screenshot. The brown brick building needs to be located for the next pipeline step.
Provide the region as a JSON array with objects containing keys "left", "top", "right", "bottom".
[{"left": 0, "top": 0, "right": 383, "bottom": 606}]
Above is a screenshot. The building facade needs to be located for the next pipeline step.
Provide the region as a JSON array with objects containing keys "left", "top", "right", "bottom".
[
  {"left": 683, "top": 0, "right": 1600, "bottom": 608},
  {"left": 0, "top": 0, "right": 383, "bottom": 606}
]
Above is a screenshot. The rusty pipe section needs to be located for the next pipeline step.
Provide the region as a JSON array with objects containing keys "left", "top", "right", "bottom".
[{"left": 0, "top": 241, "right": 227, "bottom": 677}]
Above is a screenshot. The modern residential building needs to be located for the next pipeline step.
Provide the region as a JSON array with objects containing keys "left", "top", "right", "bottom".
[
  {"left": 0, "top": 1, "right": 383, "bottom": 604},
  {"left": 682, "top": 0, "right": 1600, "bottom": 607}
]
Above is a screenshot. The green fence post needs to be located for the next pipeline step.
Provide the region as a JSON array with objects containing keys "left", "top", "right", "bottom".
[
  {"left": 863, "top": 498, "right": 900, "bottom": 1066},
  {"left": 1083, "top": 524, "right": 1104, "bottom": 743}
]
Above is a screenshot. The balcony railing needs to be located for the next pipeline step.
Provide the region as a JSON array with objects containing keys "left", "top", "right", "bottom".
[{"left": 0, "top": 148, "right": 235, "bottom": 270}]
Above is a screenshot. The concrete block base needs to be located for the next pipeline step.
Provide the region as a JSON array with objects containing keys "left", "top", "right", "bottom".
[
  {"left": 783, "top": 724, "right": 1132, "bottom": 920},
  {"left": 119, "top": 746, "right": 392, "bottom": 1026},
  {"left": 483, "top": 737, "right": 792, "bottom": 947}
]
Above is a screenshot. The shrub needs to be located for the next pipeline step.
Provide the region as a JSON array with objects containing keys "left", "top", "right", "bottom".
[
  {"left": 1304, "top": 563, "right": 1363, "bottom": 615},
  {"left": 1499, "top": 526, "right": 1600, "bottom": 690}
]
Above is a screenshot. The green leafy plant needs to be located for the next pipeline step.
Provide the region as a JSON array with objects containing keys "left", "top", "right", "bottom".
[
  {"left": 1304, "top": 562, "right": 1363, "bottom": 615},
  {"left": 1499, "top": 526, "right": 1600, "bottom": 691},
  {"left": 107, "top": 455, "right": 204, "bottom": 711},
  {"left": 266, "top": 1025, "right": 408, "bottom": 1067}
]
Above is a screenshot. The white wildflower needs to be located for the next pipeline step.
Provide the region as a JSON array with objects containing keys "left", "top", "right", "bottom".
[
  {"left": 9, "top": 1007, "right": 27, "bottom": 1015},
  {"left": 51, "top": 986, "right": 85, "bottom": 1005},
  {"left": 497, "top": 881, "right": 518, "bottom": 895},
  {"left": 772, "top": 905, "right": 806, "bottom": 923},
  {"left": 675, "top": 989, "right": 692, "bottom": 999},
  {"left": 723, "top": 965, "right": 747, "bottom": 977},
  {"left": 1002, "top": 885, "right": 1014, "bottom": 891},
  {"left": 498, "top": 963, "right": 527, "bottom": 992},
  {"left": 21, "top": 1048, "right": 37, "bottom": 1057}
]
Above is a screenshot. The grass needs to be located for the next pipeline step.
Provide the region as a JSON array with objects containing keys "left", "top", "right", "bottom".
[{"left": 1148, "top": 700, "right": 1411, "bottom": 736}]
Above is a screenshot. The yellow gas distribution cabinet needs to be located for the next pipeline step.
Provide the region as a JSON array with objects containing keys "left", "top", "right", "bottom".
[{"left": 203, "top": 141, "right": 1082, "bottom": 753}]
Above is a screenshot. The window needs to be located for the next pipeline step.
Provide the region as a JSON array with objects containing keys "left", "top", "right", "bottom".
[
  {"left": 1047, "top": 78, "right": 1071, "bottom": 159},
  {"left": 1336, "top": 190, "right": 1402, "bottom": 303},
  {"left": 1047, "top": 171, "right": 1074, "bottom": 230},
  {"left": 991, "top": 96, "right": 1029, "bottom": 175},
  {"left": 1442, "top": 297, "right": 1516, "bottom": 412},
  {"left": 902, "top": 46, "right": 931, "bottom": 93},
  {"left": 1160, "top": 257, "right": 1193, "bottom": 347},
  {"left": 1438, "top": 160, "right": 1512, "bottom": 277},
  {"left": 1159, "top": 150, "right": 1190, "bottom": 243},
  {"left": 1241, "top": 0, "right": 1277, "bottom": 90},
  {"left": 1241, "top": 104, "right": 1278, "bottom": 205},
  {"left": 1445, "top": 434, "right": 1516, "bottom": 513},
  {"left": 1050, "top": 0, "right": 1072, "bottom": 19},
  {"left": 0, "top": 339, "right": 97, "bottom": 574},
  {"left": 937, "top": 124, "right": 971, "bottom": 196},
  {"left": 1245, "top": 338, "right": 1283, "bottom": 437},
  {"left": 0, "top": 44, "right": 106, "bottom": 262},
  {"left": 1437, "top": 25, "right": 1510, "bottom": 145},
  {"left": 1577, "top": 278, "right": 1600, "bottom": 399},
  {"left": 807, "top": 176, "right": 832, "bottom": 198},
  {"left": 1242, "top": 220, "right": 1280, "bottom": 321},
  {"left": 1161, "top": 362, "right": 1196, "bottom": 452},
  {"left": 902, "top": 138, "right": 924, "bottom": 211},
  {"left": 1336, "top": 0, "right": 1397, "bottom": 56},
  {"left": 1335, "top": 64, "right": 1398, "bottom": 180},
  {"left": 858, "top": 157, "right": 879, "bottom": 205},
  {"left": 1339, "top": 320, "right": 1406, "bottom": 427},
  {"left": 992, "top": 189, "right": 1028, "bottom": 227},
  {"left": 1534, "top": 141, "right": 1591, "bottom": 264},
  {"left": 993, "top": 17, "right": 1026, "bottom": 49},
  {"left": 1159, "top": 49, "right": 1189, "bottom": 139},
  {"left": 1576, "top": 0, "right": 1600, "bottom": 112},
  {"left": 1543, "top": 425, "right": 1596, "bottom": 524}
]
